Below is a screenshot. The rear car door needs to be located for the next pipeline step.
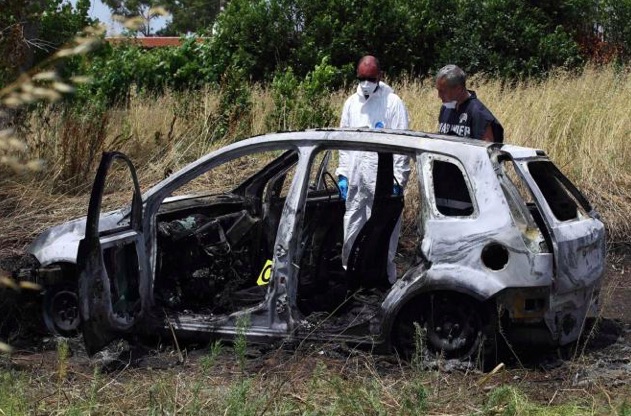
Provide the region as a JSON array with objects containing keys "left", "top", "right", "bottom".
[
  {"left": 515, "top": 160, "right": 605, "bottom": 296},
  {"left": 77, "top": 152, "right": 148, "bottom": 355},
  {"left": 513, "top": 159, "right": 605, "bottom": 344}
]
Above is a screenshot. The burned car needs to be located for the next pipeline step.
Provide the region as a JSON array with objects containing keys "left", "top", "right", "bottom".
[{"left": 25, "top": 129, "right": 605, "bottom": 364}]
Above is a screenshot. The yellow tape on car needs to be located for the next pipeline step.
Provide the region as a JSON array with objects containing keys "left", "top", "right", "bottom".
[{"left": 256, "top": 259, "right": 273, "bottom": 286}]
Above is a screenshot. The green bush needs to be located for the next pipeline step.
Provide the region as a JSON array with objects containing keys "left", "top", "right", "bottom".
[
  {"left": 437, "top": 0, "right": 584, "bottom": 78},
  {"left": 71, "top": 38, "right": 218, "bottom": 105},
  {"left": 268, "top": 57, "right": 338, "bottom": 131}
]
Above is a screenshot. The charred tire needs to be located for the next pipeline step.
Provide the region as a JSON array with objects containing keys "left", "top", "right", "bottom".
[
  {"left": 43, "top": 284, "right": 81, "bottom": 336},
  {"left": 41, "top": 263, "right": 80, "bottom": 336},
  {"left": 393, "top": 292, "right": 497, "bottom": 370}
]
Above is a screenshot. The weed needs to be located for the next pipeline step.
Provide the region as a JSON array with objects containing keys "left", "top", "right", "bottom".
[
  {"left": 267, "top": 57, "right": 337, "bottom": 132},
  {"left": 222, "top": 376, "right": 270, "bottom": 416},
  {"left": 201, "top": 340, "right": 223, "bottom": 374},
  {"left": 0, "top": 371, "right": 28, "bottom": 414},
  {"left": 56, "top": 338, "right": 69, "bottom": 380},
  {"left": 411, "top": 321, "right": 426, "bottom": 372},
  {"left": 484, "top": 385, "right": 590, "bottom": 415},
  {"left": 399, "top": 378, "right": 428, "bottom": 415},
  {"left": 213, "top": 66, "right": 252, "bottom": 144},
  {"left": 87, "top": 365, "right": 100, "bottom": 412},
  {"left": 234, "top": 314, "right": 250, "bottom": 374}
]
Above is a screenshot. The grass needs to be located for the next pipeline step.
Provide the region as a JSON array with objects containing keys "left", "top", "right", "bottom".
[{"left": 1, "top": 341, "right": 628, "bottom": 415}]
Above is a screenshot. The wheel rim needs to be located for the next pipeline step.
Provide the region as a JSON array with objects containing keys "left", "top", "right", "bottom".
[
  {"left": 394, "top": 294, "right": 483, "bottom": 360},
  {"left": 49, "top": 290, "right": 80, "bottom": 333},
  {"left": 426, "top": 298, "right": 481, "bottom": 355}
]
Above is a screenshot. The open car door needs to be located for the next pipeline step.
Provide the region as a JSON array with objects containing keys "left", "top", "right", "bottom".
[
  {"left": 77, "top": 152, "right": 147, "bottom": 355},
  {"left": 515, "top": 159, "right": 605, "bottom": 343}
]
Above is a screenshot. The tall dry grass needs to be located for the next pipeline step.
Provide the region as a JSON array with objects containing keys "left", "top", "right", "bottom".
[{"left": 1, "top": 65, "right": 630, "bottom": 256}]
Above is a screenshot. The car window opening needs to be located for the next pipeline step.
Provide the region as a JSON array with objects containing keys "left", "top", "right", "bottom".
[
  {"left": 148, "top": 149, "right": 298, "bottom": 316},
  {"left": 296, "top": 149, "right": 420, "bottom": 334},
  {"left": 432, "top": 160, "right": 474, "bottom": 217},
  {"left": 103, "top": 244, "right": 141, "bottom": 315},
  {"left": 497, "top": 157, "right": 550, "bottom": 253},
  {"left": 528, "top": 161, "right": 588, "bottom": 222}
]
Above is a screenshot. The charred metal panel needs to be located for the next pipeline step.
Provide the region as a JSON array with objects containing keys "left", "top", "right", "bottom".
[
  {"left": 28, "top": 211, "right": 125, "bottom": 267},
  {"left": 417, "top": 150, "right": 554, "bottom": 291},
  {"left": 77, "top": 152, "right": 147, "bottom": 355},
  {"left": 273, "top": 146, "right": 316, "bottom": 331},
  {"left": 509, "top": 157, "right": 605, "bottom": 343}
]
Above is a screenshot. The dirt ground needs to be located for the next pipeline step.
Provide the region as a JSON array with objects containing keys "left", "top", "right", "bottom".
[{"left": 1, "top": 248, "right": 631, "bottom": 413}]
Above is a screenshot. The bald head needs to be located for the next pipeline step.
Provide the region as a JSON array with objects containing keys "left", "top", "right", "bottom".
[
  {"left": 358, "top": 55, "right": 381, "bottom": 72},
  {"left": 357, "top": 55, "right": 381, "bottom": 82}
]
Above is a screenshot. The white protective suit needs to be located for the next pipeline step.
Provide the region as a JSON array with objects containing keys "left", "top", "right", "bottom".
[{"left": 335, "top": 81, "right": 410, "bottom": 283}]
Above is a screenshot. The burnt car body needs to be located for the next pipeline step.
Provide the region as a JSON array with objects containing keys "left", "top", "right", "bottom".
[{"left": 26, "top": 129, "right": 605, "bottom": 363}]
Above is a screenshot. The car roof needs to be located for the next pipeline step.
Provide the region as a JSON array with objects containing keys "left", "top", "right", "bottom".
[
  {"left": 242, "top": 128, "right": 543, "bottom": 158},
  {"left": 145, "top": 128, "right": 544, "bottom": 200}
]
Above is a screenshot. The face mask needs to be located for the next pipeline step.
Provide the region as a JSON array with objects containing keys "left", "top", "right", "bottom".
[
  {"left": 443, "top": 100, "right": 457, "bottom": 109},
  {"left": 359, "top": 81, "right": 378, "bottom": 99}
]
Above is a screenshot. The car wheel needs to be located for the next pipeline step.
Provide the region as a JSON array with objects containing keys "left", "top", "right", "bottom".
[
  {"left": 393, "top": 292, "right": 496, "bottom": 368},
  {"left": 43, "top": 285, "right": 81, "bottom": 336}
]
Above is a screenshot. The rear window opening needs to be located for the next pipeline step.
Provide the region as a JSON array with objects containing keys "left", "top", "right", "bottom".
[
  {"left": 527, "top": 161, "right": 589, "bottom": 222},
  {"left": 432, "top": 159, "right": 474, "bottom": 217}
]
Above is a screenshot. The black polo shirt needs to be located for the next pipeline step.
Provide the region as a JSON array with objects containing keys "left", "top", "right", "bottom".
[{"left": 438, "top": 91, "right": 504, "bottom": 143}]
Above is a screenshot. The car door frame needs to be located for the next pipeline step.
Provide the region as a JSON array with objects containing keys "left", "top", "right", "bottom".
[
  {"left": 77, "top": 151, "right": 149, "bottom": 355},
  {"left": 512, "top": 157, "right": 605, "bottom": 343},
  {"left": 140, "top": 142, "right": 312, "bottom": 338}
]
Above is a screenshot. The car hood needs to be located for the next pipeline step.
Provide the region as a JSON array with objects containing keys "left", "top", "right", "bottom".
[{"left": 27, "top": 208, "right": 128, "bottom": 267}]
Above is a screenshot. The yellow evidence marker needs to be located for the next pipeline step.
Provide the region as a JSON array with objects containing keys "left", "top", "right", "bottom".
[{"left": 256, "top": 259, "right": 273, "bottom": 286}]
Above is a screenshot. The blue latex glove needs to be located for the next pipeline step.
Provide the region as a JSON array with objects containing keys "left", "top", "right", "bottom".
[
  {"left": 338, "top": 175, "right": 348, "bottom": 200},
  {"left": 393, "top": 184, "right": 402, "bottom": 196}
]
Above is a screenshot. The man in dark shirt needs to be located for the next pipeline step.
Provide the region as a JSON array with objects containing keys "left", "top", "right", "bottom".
[{"left": 435, "top": 64, "right": 504, "bottom": 143}]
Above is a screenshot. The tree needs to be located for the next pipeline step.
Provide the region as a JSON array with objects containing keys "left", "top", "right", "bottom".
[
  {"left": 38, "top": 0, "right": 94, "bottom": 62},
  {"left": 208, "top": 0, "right": 299, "bottom": 81},
  {"left": 102, "top": 0, "right": 165, "bottom": 35},
  {"left": 208, "top": 0, "right": 443, "bottom": 82},
  {"left": 437, "top": 0, "right": 583, "bottom": 78},
  {"left": 158, "top": 0, "right": 222, "bottom": 35},
  {"left": 293, "top": 0, "right": 455, "bottom": 78},
  {"left": 598, "top": 0, "right": 631, "bottom": 62},
  {"left": 0, "top": 0, "right": 93, "bottom": 85}
]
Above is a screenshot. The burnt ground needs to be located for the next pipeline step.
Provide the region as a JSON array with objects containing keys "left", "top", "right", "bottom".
[{"left": 1, "top": 249, "right": 631, "bottom": 412}]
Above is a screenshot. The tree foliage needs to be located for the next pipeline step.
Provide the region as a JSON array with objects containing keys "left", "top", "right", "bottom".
[
  {"left": 436, "top": 0, "right": 585, "bottom": 77},
  {"left": 66, "top": 0, "right": 631, "bottom": 105},
  {"left": 101, "top": 0, "right": 165, "bottom": 35},
  {"left": 208, "top": 0, "right": 590, "bottom": 80},
  {"left": 598, "top": 0, "right": 631, "bottom": 62},
  {"left": 0, "top": 0, "right": 93, "bottom": 85},
  {"left": 158, "top": 0, "right": 222, "bottom": 35}
]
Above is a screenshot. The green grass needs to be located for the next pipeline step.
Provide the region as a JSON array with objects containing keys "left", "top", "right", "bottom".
[{"left": 3, "top": 343, "right": 628, "bottom": 415}]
